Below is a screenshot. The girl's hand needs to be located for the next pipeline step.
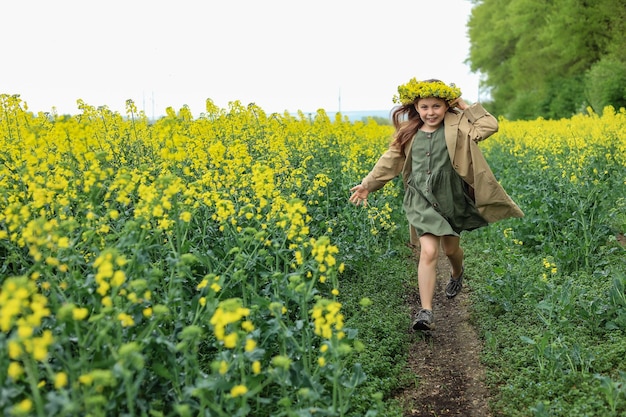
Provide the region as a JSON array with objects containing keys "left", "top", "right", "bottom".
[
  {"left": 450, "top": 97, "right": 468, "bottom": 110},
  {"left": 349, "top": 184, "right": 369, "bottom": 206}
]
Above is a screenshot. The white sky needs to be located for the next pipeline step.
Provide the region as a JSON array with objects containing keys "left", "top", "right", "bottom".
[{"left": 1, "top": 0, "right": 480, "bottom": 118}]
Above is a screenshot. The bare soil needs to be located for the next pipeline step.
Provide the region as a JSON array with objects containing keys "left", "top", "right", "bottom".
[{"left": 393, "top": 246, "right": 494, "bottom": 417}]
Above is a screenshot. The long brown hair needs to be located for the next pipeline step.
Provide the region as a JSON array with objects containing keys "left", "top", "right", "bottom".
[
  {"left": 390, "top": 104, "right": 421, "bottom": 147},
  {"left": 390, "top": 79, "right": 457, "bottom": 147}
]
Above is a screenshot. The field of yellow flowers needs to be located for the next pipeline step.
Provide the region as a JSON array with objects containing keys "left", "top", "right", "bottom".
[
  {"left": 1, "top": 93, "right": 625, "bottom": 416},
  {"left": 1, "top": 94, "right": 402, "bottom": 417}
]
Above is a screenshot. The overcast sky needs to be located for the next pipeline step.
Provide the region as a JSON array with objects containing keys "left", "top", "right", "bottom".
[{"left": 1, "top": 0, "right": 480, "bottom": 117}]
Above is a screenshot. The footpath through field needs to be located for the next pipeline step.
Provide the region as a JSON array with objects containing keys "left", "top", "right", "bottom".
[{"left": 395, "top": 245, "right": 493, "bottom": 416}]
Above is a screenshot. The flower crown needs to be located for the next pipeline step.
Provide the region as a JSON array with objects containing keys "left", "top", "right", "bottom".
[{"left": 393, "top": 78, "right": 462, "bottom": 105}]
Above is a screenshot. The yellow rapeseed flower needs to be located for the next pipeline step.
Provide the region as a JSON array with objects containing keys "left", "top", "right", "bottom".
[
  {"left": 15, "top": 398, "right": 33, "bottom": 414},
  {"left": 196, "top": 278, "right": 209, "bottom": 290},
  {"left": 54, "top": 372, "right": 69, "bottom": 389},
  {"left": 8, "top": 340, "right": 23, "bottom": 359},
  {"left": 245, "top": 338, "right": 257, "bottom": 352},
  {"left": 72, "top": 307, "right": 89, "bottom": 321},
  {"left": 311, "top": 299, "right": 344, "bottom": 340},
  {"left": 223, "top": 332, "right": 238, "bottom": 349},
  {"left": 79, "top": 374, "right": 94, "bottom": 386},
  {"left": 17, "top": 325, "right": 33, "bottom": 339},
  {"left": 7, "top": 361, "right": 24, "bottom": 380},
  {"left": 230, "top": 384, "right": 248, "bottom": 397},
  {"left": 31, "top": 329, "right": 54, "bottom": 361},
  {"left": 179, "top": 211, "right": 192, "bottom": 222},
  {"left": 111, "top": 270, "right": 126, "bottom": 287},
  {"left": 252, "top": 360, "right": 261, "bottom": 375},
  {"left": 210, "top": 298, "right": 250, "bottom": 341},
  {"left": 219, "top": 360, "right": 229, "bottom": 375},
  {"left": 117, "top": 313, "right": 135, "bottom": 327},
  {"left": 241, "top": 320, "right": 254, "bottom": 332},
  {"left": 101, "top": 296, "right": 113, "bottom": 307}
]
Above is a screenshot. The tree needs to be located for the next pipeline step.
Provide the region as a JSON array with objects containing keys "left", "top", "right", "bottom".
[
  {"left": 585, "top": 57, "right": 626, "bottom": 114},
  {"left": 467, "top": 0, "right": 626, "bottom": 119}
]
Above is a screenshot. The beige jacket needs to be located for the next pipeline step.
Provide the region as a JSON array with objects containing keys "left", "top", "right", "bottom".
[{"left": 361, "top": 103, "right": 524, "bottom": 243}]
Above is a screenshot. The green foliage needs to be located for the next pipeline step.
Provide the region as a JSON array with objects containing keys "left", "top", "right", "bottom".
[
  {"left": 585, "top": 57, "right": 626, "bottom": 114},
  {"left": 468, "top": 0, "right": 626, "bottom": 119},
  {"left": 340, "top": 233, "right": 414, "bottom": 417},
  {"left": 542, "top": 75, "right": 587, "bottom": 119},
  {"left": 483, "top": 140, "right": 624, "bottom": 274},
  {"left": 463, "top": 128, "right": 626, "bottom": 416},
  {"left": 361, "top": 116, "right": 391, "bottom": 126}
]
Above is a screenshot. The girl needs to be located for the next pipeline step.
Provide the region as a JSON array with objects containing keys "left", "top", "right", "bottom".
[{"left": 349, "top": 78, "right": 523, "bottom": 331}]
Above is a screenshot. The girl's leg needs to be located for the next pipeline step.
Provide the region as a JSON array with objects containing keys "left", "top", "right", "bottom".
[
  {"left": 442, "top": 235, "right": 465, "bottom": 299},
  {"left": 441, "top": 235, "right": 464, "bottom": 278},
  {"left": 417, "top": 233, "right": 440, "bottom": 310}
]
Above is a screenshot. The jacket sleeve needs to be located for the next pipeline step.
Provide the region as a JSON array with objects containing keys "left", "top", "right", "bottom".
[
  {"left": 360, "top": 142, "right": 406, "bottom": 192},
  {"left": 462, "top": 103, "right": 498, "bottom": 143}
]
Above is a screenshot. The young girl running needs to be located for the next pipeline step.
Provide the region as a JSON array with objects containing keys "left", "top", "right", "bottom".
[{"left": 349, "top": 78, "right": 523, "bottom": 331}]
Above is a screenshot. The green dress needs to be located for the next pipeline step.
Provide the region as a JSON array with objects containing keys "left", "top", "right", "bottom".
[{"left": 403, "top": 125, "right": 488, "bottom": 237}]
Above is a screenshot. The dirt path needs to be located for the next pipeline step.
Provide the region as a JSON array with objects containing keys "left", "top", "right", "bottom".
[{"left": 394, "top": 247, "right": 493, "bottom": 417}]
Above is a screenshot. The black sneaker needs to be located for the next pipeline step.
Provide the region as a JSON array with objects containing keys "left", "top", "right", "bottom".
[
  {"left": 412, "top": 308, "right": 435, "bottom": 331},
  {"left": 445, "top": 266, "right": 464, "bottom": 299}
]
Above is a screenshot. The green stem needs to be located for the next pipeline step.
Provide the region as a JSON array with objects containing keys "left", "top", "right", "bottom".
[
  {"left": 124, "top": 372, "right": 136, "bottom": 416},
  {"left": 24, "top": 357, "right": 45, "bottom": 417}
]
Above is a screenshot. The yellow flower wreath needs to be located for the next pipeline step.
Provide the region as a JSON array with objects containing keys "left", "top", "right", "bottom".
[{"left": 393, "top": 78, "right": 462, "bottom": 105}]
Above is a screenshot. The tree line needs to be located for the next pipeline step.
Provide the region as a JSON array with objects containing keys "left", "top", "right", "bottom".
[{"left": 467, "top": 0, "right": 626, "bottom": 120}]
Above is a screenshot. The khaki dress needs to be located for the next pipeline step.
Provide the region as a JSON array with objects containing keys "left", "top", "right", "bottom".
[{"left": 403, "top": 125, "right": 488, "bottom": 237}]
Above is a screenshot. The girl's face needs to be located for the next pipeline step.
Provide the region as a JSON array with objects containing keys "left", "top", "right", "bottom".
[{"left": 415, "top": 97, "right": 448, "bottom": 130}]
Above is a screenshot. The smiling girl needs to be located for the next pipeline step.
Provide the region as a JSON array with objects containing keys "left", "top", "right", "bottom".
[{"left": 349, "top": 78, "right": 523, "bottom": 331}]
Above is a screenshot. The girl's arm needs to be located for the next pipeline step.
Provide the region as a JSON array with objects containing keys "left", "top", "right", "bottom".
[
  {"left": 349, "top": 142, "right": 405, "bottom": 205},
  {"left": 360, "top": 143, "right": 406, "bottom": 193},
  {"left": 455, "top": 100, "right": 498, "bottom": 143}
]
